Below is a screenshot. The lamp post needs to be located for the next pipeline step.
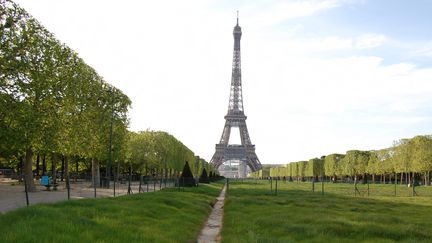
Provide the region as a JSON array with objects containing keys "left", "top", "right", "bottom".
[{"left": 106, "top": 88, "right": 115, "bottom": 188}]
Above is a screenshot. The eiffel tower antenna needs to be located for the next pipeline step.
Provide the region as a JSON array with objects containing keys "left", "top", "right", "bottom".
[
  {"left": 237, "top": 10, "right": 239, "bottom": 25},
  {"left": 210, "top": 15, "right": 262, "bottom": 177}
]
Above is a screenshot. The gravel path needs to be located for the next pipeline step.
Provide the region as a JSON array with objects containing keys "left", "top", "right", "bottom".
[{"left": 197, "top": 183, "right": 227, "bottom": 243}]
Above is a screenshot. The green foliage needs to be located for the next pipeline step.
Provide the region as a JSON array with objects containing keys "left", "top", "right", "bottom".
[
  {"left": 264, "top": 135, "right": 432, "bottom": 183},
  {"left": 306, "top": 158, "right": 324, "bottom": 177},
  {"left": 324, "top": 154, "right": 344, "bottom": 177},
  {"left": 0, "top": 0, "right": 130, "bottom": 187},
  {"left": 341, "top": 150, "right": 370, "bottom": 177},
  {"left": 298, "top": 161, "right": 307, "bottom": 179},
  {"left": 126, "top": 130, "right": 212, "bottom": 177},
  {"left": 411, "top": 135, "right": 432, "bottom": 173}
]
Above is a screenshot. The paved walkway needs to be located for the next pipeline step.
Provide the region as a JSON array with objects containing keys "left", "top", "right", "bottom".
[
  {"left": 0, "top": 178, "right": 168, "bottom": 214},
  {"left": 197, "top": 183, "right": 227, "bottom": 243}
]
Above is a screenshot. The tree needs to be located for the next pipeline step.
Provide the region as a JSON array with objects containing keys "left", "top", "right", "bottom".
[
  {"left": 199, "top": 168, "right": 210, "bottom": 184},
  {"left": 180, "top": 161, "right": 196, "bottom": 187},
  {"left": 324, "top": 154, "right": 344, "bottom": 181},
  {"left": 307, "top": 158, "right": 324, "bottom": 180},
  {"left": 341, "top": 150, "right": 370, "bottom": 182},
  {"left": 411, "top": 135, "right": 432, "bottom": 186}
]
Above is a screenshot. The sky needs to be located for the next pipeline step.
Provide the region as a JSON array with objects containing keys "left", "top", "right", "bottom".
[{"left": 14, "top": 0, "right": 432, "bottom": 164}]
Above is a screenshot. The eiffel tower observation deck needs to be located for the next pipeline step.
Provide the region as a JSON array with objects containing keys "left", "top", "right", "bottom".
[{"left": 210, "top": 14, "right": 262, "bottom": 177}]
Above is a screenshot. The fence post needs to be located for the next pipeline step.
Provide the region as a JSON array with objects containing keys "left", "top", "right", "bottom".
[
  {"left": 128, "top": 165, "right": 132, "bottom": 195},
  {"left": 23, "top": 174, "right": 29, "bottom": 206},
  {"left": 312, "top": 178, "right": 315, "bottom": 192},
  {"left": 394, "top": 172, "right": 397, "bottom": 197},
  {"left": 66, "top": 172, "right": 70, "bottom": 200},
  {"left": 354, "top": 179, "right": 357, "bottom": 197},
  {"left": 367, "top": 180, "right": 370, "bottom": 197},
  {"left": 270, "top": 177, "right": 273, "bottom": 193},
  {"left": 139, "top": 175, "right": 142, "bottom": 193},
  {"left": 93, "top": 173, "right": 97, "bottom": 198},
  {"left": 412, "top": 178, "right": 416, "bottom": 197},
  {"left": 177, "top": 177, "right": 180, "bottom": 191},
  {"left": 182, "top": 177, "right": 185, "bottom": 191},
  {"left": 113, "top": 171, "right": 116, "bottom": 197},
  {"left": 321, "top": 175, "right": 324, "bottom": 195}
]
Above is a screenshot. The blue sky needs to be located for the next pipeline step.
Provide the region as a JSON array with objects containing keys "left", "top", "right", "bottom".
[{"left": 14, "top": 0, "right": 432, "bottom": 164}]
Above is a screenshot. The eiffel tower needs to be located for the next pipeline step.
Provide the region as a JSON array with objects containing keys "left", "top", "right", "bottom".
[{"left": 210, "top": 14, "right": 262, "bottom": 175}]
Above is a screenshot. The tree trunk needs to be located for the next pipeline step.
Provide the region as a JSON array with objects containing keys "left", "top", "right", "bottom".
[
  {"left": 92, "top": 158, "right": 100, "bottom": 187},
  {"left": 24, "top": 148, "right": 36, "bottom": 192},
  {"left": 18, "top": 156, "right": 23, "bottom": 181},
  {"left": 372, "top": 174, "right": 375, "bottom": 184},
  {"left": 60, "top": 156, "right": 65, "bottom": 182},
  {"left": 64, "top": 156, "right": 69, "bottom": 188},
  {"left": 424, "top": 172, "right": 427, "bottom": 186},
  {"left": 51, "top": 153, "right": 57, "bottom": 185},
  {"left": 42, "top": 154, "right": 46, "bottom": 176},
  {"left": 428, "top": 171, "right": 430, "bottom": 186},
  {"left": 408, "top": 172, "right": 411, "bottom": 185},
  {"left": 75, "top": 159, "right": 79, "bottom": 182},
  {"left": 35, "top": 153, "right": 40, "bottom": 178},
  {"left": 383, "top": 174, "right": 386, "bottom": 184},
  {"left": 400, "top": 172, "right": 404, "bottom": 185}
]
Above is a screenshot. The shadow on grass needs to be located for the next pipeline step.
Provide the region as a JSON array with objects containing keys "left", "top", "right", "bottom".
[{"left": 222, "top": 182, "right": 432, "bottom": 243}]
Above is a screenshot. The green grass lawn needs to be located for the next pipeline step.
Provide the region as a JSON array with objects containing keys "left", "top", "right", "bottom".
[
  {"left": 0, "top": 183, "right": 223, "bottom": 243},
  {"left": 222, "top": 180, "right": 432, "bottom": 243}
]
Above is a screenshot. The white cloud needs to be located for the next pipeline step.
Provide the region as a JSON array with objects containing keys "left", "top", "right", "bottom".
[
  {"left": 247, "top": 0, "right": 348, "bottom": 26},
  {"left": 412, "top": 46, "right": 432, "bottom": 57},
  {"left": 354, "top": 33, "right": 387, "bottom": 49}
]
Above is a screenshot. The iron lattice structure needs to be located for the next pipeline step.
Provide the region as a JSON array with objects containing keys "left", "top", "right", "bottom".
[{"left": 210, "top": 17, "right": 262, "bottom": 172}]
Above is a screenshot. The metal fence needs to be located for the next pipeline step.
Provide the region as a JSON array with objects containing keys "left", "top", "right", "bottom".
[
  {"left": 226, "top": 178, "right": 432, "bottom": 198},
  {"left": 0, "top": 176, "right": 183, "bottom": 214}
]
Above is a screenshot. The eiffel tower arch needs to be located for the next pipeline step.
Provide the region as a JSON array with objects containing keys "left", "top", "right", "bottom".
[{"left": 210, "top": 15, "right": 262, "bottom": 177}]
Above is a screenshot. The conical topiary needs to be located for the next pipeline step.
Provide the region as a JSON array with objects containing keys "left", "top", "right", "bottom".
[
  {"left": 179, "top": 161, "right": 196, "bottom": 187},
  {"left": 199, "top": 168, "right": 210, "bottom": 184}
]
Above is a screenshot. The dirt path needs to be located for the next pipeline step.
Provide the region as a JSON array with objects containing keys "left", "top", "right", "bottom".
[{"left": 197, "top": 183, "right": 227, "bottom": 243}]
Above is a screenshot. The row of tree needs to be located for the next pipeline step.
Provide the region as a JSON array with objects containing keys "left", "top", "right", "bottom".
[
  {"left": 1, "top": 0, "right": 131, "bottom": 191},
  {"left": 127, "top": 130, "right": 216, "bottom": 180},
  {"left": 0, "top": 1, "right": 215, "bottom": 191},
  {"left": 251, "top": 135, "right": 432, "bottom": 185}
]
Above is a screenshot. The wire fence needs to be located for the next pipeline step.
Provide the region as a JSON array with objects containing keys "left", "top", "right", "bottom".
[
  {"left": 0, "top": 176, "right": 182, "bottom": 213},
  {"left": 226, "top": 178, "right": 432, "bottom": 198}
]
